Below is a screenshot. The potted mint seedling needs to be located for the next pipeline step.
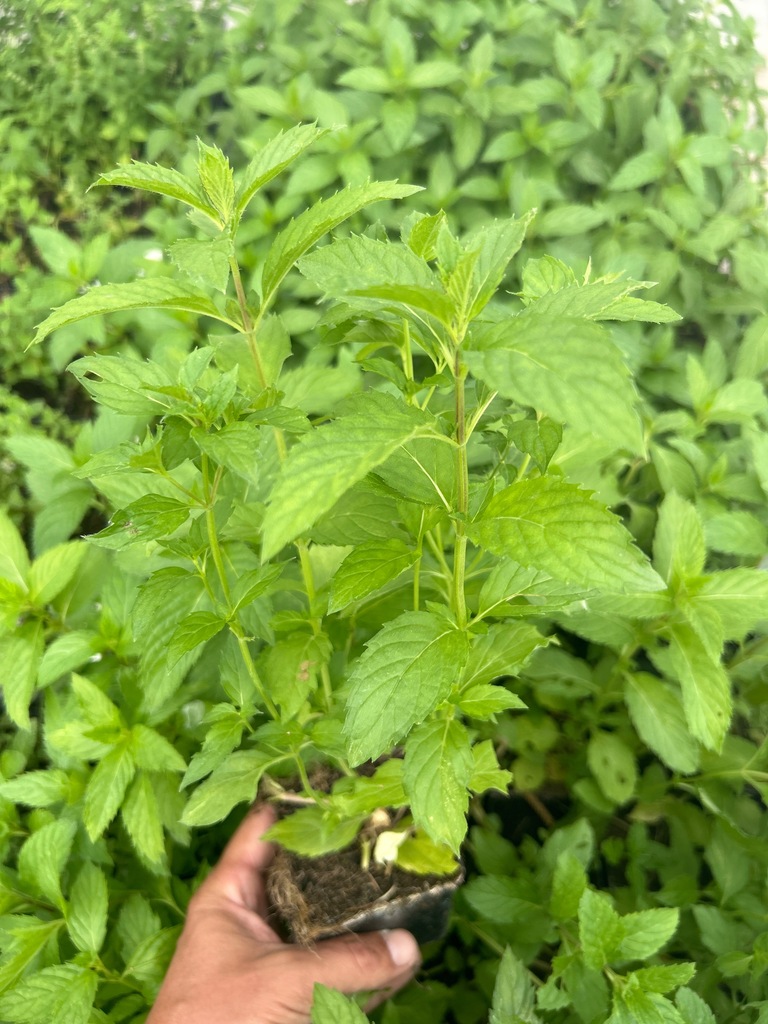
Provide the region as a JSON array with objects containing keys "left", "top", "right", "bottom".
[{"left": 32, "top": 125, "right": 675, "bottom": 945}]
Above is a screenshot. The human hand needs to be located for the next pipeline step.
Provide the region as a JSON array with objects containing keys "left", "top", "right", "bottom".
[{"left": 146, "top": 806, "right": 422, "bottom": 1024}]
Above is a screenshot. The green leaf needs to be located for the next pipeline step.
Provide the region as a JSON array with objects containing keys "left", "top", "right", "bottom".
[
  {"left": 261, "top": 393, "right": 431, "bottom": 559},
  {"left": 18, "top": 818, "right": 77, "bottom": 909},
  {"left": 38, "top": 630, "right": 100, "bottom": 687},
  {"left": 693, "top": 568, "right": 768, "bottom": 640},
  {"left": 490, "top": 947, "right": 542, "bottom": 1024},
  {"left": 131, "top": 724, "right": 186, "bottom": 773},
  {"left": 298, "top": 234, "right": 437, "bottom": 297},
  {"left": 0, "top": 769, "right": 69, "bottom": 807},
  {"left": 468, "top": 477, "right": 663, "bottom": 593},
  {"left": 464, "top": 876, "right": 542, "bottom": 924},
  {"left": 344, "top": 611, "right": 470, "bottom": 765},
  {"left": 192, "top": 423, "right": 260, "bottom": 484},
  {"left": 631, "top": 964, "right": 696, "bottom": 994},
  {"left": 550, "top": 852, "right": 587, "bottom": 920},
  {"left": 312, "top": 984, "right": 370, "bottom": 1024},
  {"left": 181, "top": 711, "right": 245, "bottom": 788},
  {"left": 93, "top": 493, "right": 191, "bottom": 550},
  {"left": 28, "top": 542, "right": 85, "bottom": 605},
  {"left": 33, "top": 279, "right": 237, "bottom": 345},
  {"left": 666, "top": 623, "right": 731, "bottom": 751},
  {"left": 329, "top": 539, "right": 417, "bottom": 612},
  {"left": 266, "top": 806, "right": 363, "bottom": 856},
  {"left": 609, "top": 150, "right": 668, "bottom": 190},
  {"left": 117, "top": 893, "right": 161, "bottom": 963},
  {"left": 169, "top": 237, "right": 232, "bottom": 293},
  {"left": 409, "top": 60, "right": 463, "bottom": 88},
  {"left": 579, "top": 889, "right": 624, "bottom": 969},
  {"left": 83, "top": 742, "right": 136, "bottom": 841},
  {"left": 0, "top": 963, "right": 98, "bottom": 1024},
  {"left": 653, "top": 494, "right": 705, "bottom": 586},
  {"left": 675, "top": 988, "right": 717, "bottom": 1024},
  {"left": 703, "top": 510, "right": 767, "bottom": 558},
  {"left": 92, "top": 161, "right": 219, "bottom": 220},
  {"left": 167, "top": 612, "right": 226, "bottom": 668},
  {"left": 0, "top": 625, "right": 44, "bottom": 729},
  {"left": 0, "top": 918, "right": 62, "bottom": 995},
  {"left": 587, "top": 732, "right": 637, "bottom": 804},
  {"left": 396, "top": 833, "right": 459, "bottom": 875},
  {"left": 122, "top": 772, "right": 165, "bottom": 866},
  {"left": 457, "top": 683, "right": 527, "bottom": 719},
  {"left": 0, "top": 509, "right": 30, "bottom": 586},
  {"left": 181, "top": 750, "right": 282, "bottom": 827},
  {"left": 265, "top": 632, "right": 332, "bottom": 719},
  {"left": 466, "top": 317, "right": 643, "bottom": 453},
  {"left": 261, "top": 182, "right": 422, "bottom": 306},
  {"left": 465, "top": 214, "right": 534, "bottom": 320},
  {"left": 461, "top": 622, "right": 548, "bottom": 688},
  {"left": 507, "top": 417, "right": 563, "bottom": 474},
  {"left": 468, "top": 739, "right": 513, "bottom": 794},
  {"left": 235, "top": 123, "right": 327, "bottom": 220},
  {"left": 620, "top": 908, "right": 680, "bottom": 959},
  {"left": 625, "top": 673, "right": 699, "bottom": 774},
  {"left": 404, "top": 719, "right": 473, "bottom": 852},
  {"left": 196, "top": 139, "right": 234, "bottom": 221},
  {"left": 68, "top": 353, "right": 175, "bottom": 417},
  {"left": 67, "top": 862, "right": 108, "bottom": 953}
]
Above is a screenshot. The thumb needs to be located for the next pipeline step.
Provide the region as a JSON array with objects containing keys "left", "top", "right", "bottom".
[{"left": 306, "top": 929, "right": 421, "bottom": 996}]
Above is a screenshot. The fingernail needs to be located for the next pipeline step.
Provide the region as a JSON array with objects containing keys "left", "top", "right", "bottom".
[{"left": 383, "top": 929, "right": 420, "bottom": 967}]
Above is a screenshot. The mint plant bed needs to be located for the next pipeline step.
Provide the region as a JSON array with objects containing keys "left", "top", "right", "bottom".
[{"left": 2, "top": 123, "right": 768, "bottom": 1024}]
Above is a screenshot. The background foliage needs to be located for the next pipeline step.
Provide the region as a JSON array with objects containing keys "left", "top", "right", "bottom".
[{"left": 1, "top": 1, "right": 768, "bottom": 1022}]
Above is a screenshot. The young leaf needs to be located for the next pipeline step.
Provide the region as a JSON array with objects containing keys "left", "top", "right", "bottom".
[
  {"left": 67, "top": 862, "right": 109, "bottom": 953},
  {"left": 260, "top": 182, "right": 422, "bottom": 307},
  {"left": 33, "top": 279, "right": 239, "bottom": 345},
  {"left": 131, "top": 724, "right": 186, "bottom": 774},
  {"left": 507, "top": 417, "right": 563, "bottom": 474},
  {"left": 68, "top": 354, "right": 174, "bottom": 417},
  {"left": 261, "top": 394, "right": 431, "bottom": 559},
  {"left": 18, "top": 818, "right": 77, "bottom": 909},
  {"left": 461, "top": 623, "right": 548, "bottom": 688},
  {"left": 196, "top": 139, "right": 235, "bottom": 221},
  {"left": 235, "top": 123, "right": 327, "bottom": 222},
  {"left": 122, "top": 773, "right": 165, "bottom": 867},
  {"left": 167, "top": 612, "right": 226, "bottom": 669},
  {"left": 344, "top": 611, "right": 470, "bottom": 765},
  {"left": 465, "top": 213, "right": 535, "bottom": 320},
  {"left": 550, "top": 853, "right": 587, "bottom": 920},
  {"left": 631, "top": 963, "right": 695, "bottom": 994},
  {"left": 468, "top": 740, "right": 513, "bottom": 793},
  {"left": 693, "top": 568, "right": 768, "bottom": 640},
  {"left": 587, "top": 732, "right": 637, "bottom": 805},
  {"left": 0, "top": 626, "right": 44, "bottom": 729},
  {"left": 92, "top": 161, "right": 219, "bottom": 220},
  {"left": 653, "top": 494, "right": 705, "bottom": 586},
  {"left": 266, "top": 806, "right": 363, "bottom": 856},
  {"left": 83, "top": 742, "right": 136, "bottom": 840},
  {"left": 465, "top": 317, "right": 644, "bottom": 453},
  {"left": 403, "top": 718, "right": 474, "bottom": 852},
  {"left": 490, "top": 947, "right": 542, "bottom": 1024},
  {"left": 0, "top": 509, "right": 30, "bottom": 587},
  {"left": 328, "top": 539, "right": 417, "bottom": 612},
  {"left": 0, "top": 769, "right": 70, "bottom": 807},
  {"left": 624, "top": 673, "right": 699, "bottom": 774},
  {"left": 620, "top": 908, "right": 680, "bottom": 959},
  {"left": 311, "top": 984, "right": 370, "bottom": 1024},
  {"left": 0, "top": 964, "right": 98, "bottom": 1024},
  {"left": 666, "top": 623, "right": 731, "bottom": 751},
  {"left": 468, "top": 477, "right": 663, "bottom": 593},
  {"left": 169, "top": 237, "right": 233, "bottom": 293},
  {"left": 579, "top": 889, "right": 624, "bottom": 969},
  {"left": 181, "top": 750, "right": 283, "bottom": 827},
  {"left": 28, "top": 542, "right": 85, "bottom": 605}
]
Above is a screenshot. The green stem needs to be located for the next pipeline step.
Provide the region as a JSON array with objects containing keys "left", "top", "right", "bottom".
[
  {"left": 201, "top": 454, "right": 231, "bottom": 605},
  {"left": 232, "top": 627, "right": 279, "bottom": 719},
  {"left": 453, "top": 351, "right": 469, "bottom": 628},
  {"left": 297, "top": 541, "right": 333, "bottom": 709},
  {"left": 229, "top": 255, "right": 267, "bottom": 389},
  {"left": 413, "top": 510, "right": 425, "bottom": 612}
]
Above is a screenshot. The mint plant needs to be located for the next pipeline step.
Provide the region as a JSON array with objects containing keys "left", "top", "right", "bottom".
[{"left": 25, "top": 127, "right": 685, "bottom": 882}]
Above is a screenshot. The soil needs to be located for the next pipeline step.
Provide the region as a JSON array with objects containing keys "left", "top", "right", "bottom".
[{"left": 268, "top": 841, "right": 462, "bottom": 944}]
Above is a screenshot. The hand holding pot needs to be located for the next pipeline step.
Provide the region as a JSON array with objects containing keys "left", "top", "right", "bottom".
[{"left": 146, "top": 806, "right": 422, "bottom": 1024}]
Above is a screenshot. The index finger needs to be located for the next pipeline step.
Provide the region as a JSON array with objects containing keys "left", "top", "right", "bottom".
[{"left": 199, "top": 804, "right": 277, "bottom": 915}]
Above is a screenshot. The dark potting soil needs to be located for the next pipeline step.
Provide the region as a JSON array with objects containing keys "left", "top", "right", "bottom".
[{"left": 267, "top": 841, "right": 461, "bottom": 945}]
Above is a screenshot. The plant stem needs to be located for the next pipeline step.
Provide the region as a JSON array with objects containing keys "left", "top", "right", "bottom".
[
  {"left": 453, "top": 350, "right": 469, "bottom": 628},
  {"left": 229, "top": 255, "right": 267, "bottom": 389},
  {"left": 201, "top": 454, "right": 231, "bottom": 605}
]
